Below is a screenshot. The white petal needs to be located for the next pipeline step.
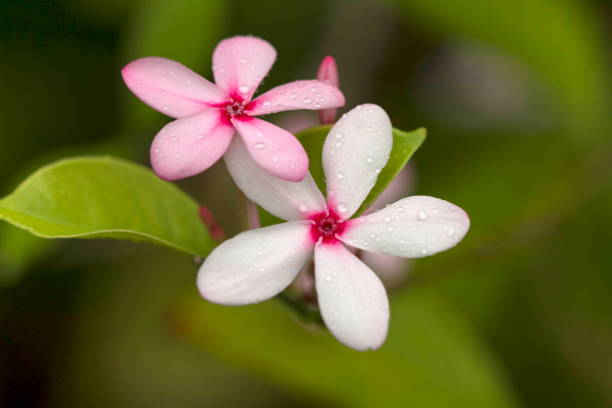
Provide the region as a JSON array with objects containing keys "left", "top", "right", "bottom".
[
  {"left": 340, "top": 196, "right": 470, "bottom": 258},
  {"left": 323, "top": 104, "right": 392, "bottom": 219},
  {"left": 224, "top": 136, "right": 326, "bottom": 221},
  {"left": 315, "top": 243, "right": 389, "bottom": 351},
  {"left": 198, "top": 222, "right": 314, "bottom": 305}
]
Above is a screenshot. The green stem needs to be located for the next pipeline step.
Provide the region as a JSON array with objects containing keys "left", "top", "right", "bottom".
[{"left": 276, "top": 292, "right": 324, "bottom": 326}]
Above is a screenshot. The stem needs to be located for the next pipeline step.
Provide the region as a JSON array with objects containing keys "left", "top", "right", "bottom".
[{"left": 276, "top": 292, "right": 324, "bottom": 326}]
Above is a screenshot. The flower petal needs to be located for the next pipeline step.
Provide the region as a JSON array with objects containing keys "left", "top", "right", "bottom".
[
  {"left": 232, "top": 117, "right": 309, "bottom": 182},
  {"left": 122, "top": 57, "right": 227, "bottom": 118},
  {"left": 246, "top": 80, "right": 345, "bottom": 116},
  {"left": 150, "top": 109, "right": 234, "bottom": 180},
  {"left": 341, "top": 196, "right": 470, "bottom": 258},
  {"left": 315, "top": 243, "right": 389, "bottom": 351},
  {"left": 212, "top": 36, "right": 276, "bottom": 101},
  {"left": 198, "top": 221, "right": 313, "bottom": 305},
  {"left": 224, "top": 136, "right": 326, "bottom": 221},
  {"left": 323, "top": 104, "right": 392, "bottom": 219}
]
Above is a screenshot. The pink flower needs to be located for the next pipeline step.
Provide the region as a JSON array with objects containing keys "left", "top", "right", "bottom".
[
  {"left": 122, "top": 36, "right": 345, "bottom": 182},
  {"left": 197, "top": 104, "right": 470, "bottom": 351},
  {"left": 317, "top": 56, "right": 340, "bottom": 124}
]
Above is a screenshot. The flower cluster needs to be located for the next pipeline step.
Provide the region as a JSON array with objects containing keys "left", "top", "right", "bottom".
[{"left": 123, "top": 36, "right": 470, "bottom": 351}]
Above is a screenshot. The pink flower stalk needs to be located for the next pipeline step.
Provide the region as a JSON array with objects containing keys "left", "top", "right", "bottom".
[
  {"left": 317, "top": 56, "right": 340, "bottom": 124},
  {"left": 122, "top": 36, "right": 345, "bottom": 182},
  {"left": 197, "top": 104, "right": 470, "bottom": 351}
]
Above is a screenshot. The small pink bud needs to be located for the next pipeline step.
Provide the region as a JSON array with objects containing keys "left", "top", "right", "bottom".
[
  {"left": 198, "top": 206, "right": 225, "bottom": 242},
  {"left": 317, "top": 56, "right": 340, "bottom": 124}
]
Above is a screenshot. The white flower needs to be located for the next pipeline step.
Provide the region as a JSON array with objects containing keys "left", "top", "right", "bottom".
[{"left": 197, "top": 104, "right": 470, "bottom": 351}]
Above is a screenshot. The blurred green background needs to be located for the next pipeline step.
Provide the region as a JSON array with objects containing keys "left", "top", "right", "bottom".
[{"left": 1, "top": 0, "right": 611, "bottom": 406}]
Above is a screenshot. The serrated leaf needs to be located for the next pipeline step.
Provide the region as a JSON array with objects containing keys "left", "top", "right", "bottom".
[
  {"left": 0, "top": 156, "right": 214, "bottom": 256},
  {"left": 259, "top": 125, "right": 426, "bottom": 227}
]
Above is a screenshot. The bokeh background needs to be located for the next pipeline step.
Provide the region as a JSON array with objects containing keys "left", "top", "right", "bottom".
[{"left": 1, "top": 0, "right": 611, "bottom": 407}]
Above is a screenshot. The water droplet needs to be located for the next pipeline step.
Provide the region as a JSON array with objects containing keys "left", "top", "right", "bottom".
[
  {"left": 365, "top": 156, "right": 373, "bottom": 163},
  {"left": 170, "top": 136, "right": 178, "bottom": 142},
  {"left": 253, "top": 142, "right": 267, "bottom": 150},
  {"left": 239, "top": 85, "right": 249, "bottom": 94},
  {"left": 239, "top": 58, "right": 247, "bottom": 64},
  {"left": 272, "top": 156, "right": 279, "bottom": 163},
  {"left": 335, "top": 132, "right": 343, "bottom": 139},
  {"left": 418, "top": 210, "right": 428, "bottom": 220},
  {"left": 298, "top": 204, "right": 308, "bottom": 212},
  {"left": 447, "top": 227, "right": 456, "bottom": 236},
  {"left": 367, "top": 127, "right": 374, "bottom": 132},
  {"left": 324, "top": 275, "right": 333, "bottom": 282},
  {"left": 336, "top": 172, "right": 345, "bottom": 180},
  {"left": 290, "top": 93, "right": 299, "bottom": 100},
  {"left": 303, "top": 97, "right": 312, "bottom": 104},
  {"left": 263, "top": 101, "right": 271, "bottom": 106},
  {"left": 384, "top": 216, "right": 391, "bottom": 223},
  {"left": 335, "top": 142, "right": 343, "bottom": 148},
  {"left": 337, "top": 202, "right": 348, "bottom": 213}
]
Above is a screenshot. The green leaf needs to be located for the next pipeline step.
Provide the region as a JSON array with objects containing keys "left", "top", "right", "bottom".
[
  {"left": 180, "top": 287, "right": 519, "bottom": 408},
  {"left": 0, "top": 156, "right": 214, "bottom": 256},
  {"left": 259, "top": 125, "right": 426, "bottom": 227}
]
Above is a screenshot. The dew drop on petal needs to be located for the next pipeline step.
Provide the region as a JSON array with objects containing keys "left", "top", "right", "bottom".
[
  {"left": 239, "top": 85, "right": 249, "bottom": 94},
  {"left": 365, "top": 156, "right": 373, "bottom": 163},
  {"left": 418, "top": 210, "right": 428, "bottom": 220},
  {"left": 337, "top": 202, "right": 348, "bottom": 213},
  {"left": 336, "top": 172, "right": 345, "bottom": 180},
  {"left": 303, "top": 97, "right": 312, "bottom": 104},
  {"left": 253, "top": 142, "right": 268, "bottom": 150}
]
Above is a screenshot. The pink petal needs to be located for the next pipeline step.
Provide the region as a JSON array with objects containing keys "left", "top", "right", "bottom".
[
  {"left": 341, "top": 196, "right": 470, "bottom": 258},
  {"left": 316, "top": 56, "right": 340, "bottom": 124},
  {"left": 232, "top": 117, "right": 308, "bottom": 182},
  {"left": 246, "top": 80, "right": 345, "bottom": 116},
  {"left": 150, "top": 109, "right": 234, "bottom": 180},
  {"left": 212, "top": 36, "right": 276, "bottom": 102},
  {"left": 224, "top": 137, "right": 326, "bottom": 221},
  {"left": 323, "top": 104, "right": 392, "bottom": 219},
  {"left": 315, "top": 243, "right": 389, "bottom": 351},
  {"left": 197, "top": 222, "right": 314, "bottom": 305},
  {"left": 122, "top": 57, "right": 227, "bottom": 118}
]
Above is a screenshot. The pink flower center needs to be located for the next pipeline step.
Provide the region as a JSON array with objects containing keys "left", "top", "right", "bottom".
[
  {"left": 224, "top": 99, "right": 246, "bottom": 116},
  {"left": 309, "top": 208, "right": 347, "bottom": 244}
]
